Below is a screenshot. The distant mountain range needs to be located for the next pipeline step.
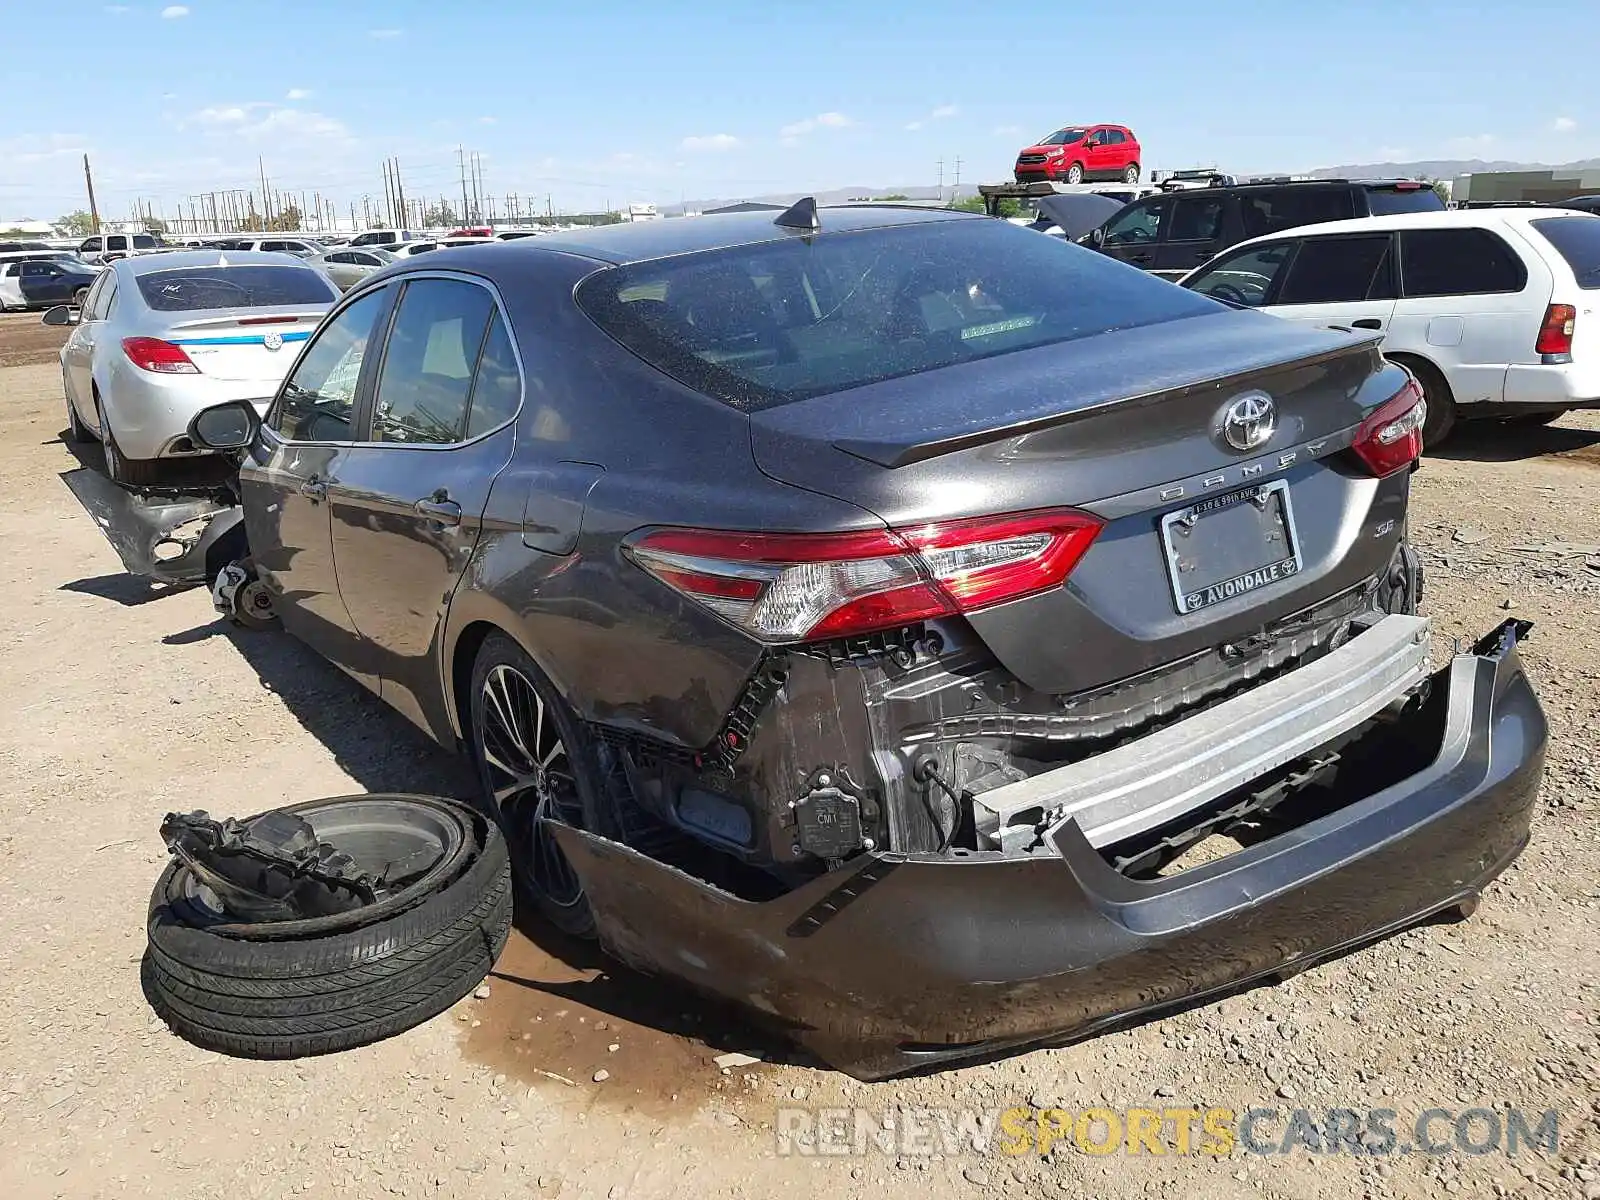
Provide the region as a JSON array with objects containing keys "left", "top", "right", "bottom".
[{"left": 1310, "top": 156, "right": 1600, "bottom": 181}]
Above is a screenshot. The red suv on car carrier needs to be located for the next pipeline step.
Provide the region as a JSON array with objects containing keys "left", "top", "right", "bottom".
[{"left": 1015, "top": 124, "right": 1142, "bottom": 185}]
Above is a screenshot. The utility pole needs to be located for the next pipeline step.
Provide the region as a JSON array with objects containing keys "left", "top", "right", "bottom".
[
  {"left": 457, "top": 147, "right": 470, "bottom": 225},
  {"left": 953, "top": 156, "right": 962, "bottom": 190},
  {"left": 258, "top": 157, "right": 270, "bottom": 231},
  {"left": 382, "top": 160, "right": 393, "bottom": 225},
  {"left": 82, "top": 154, "right": 102, "bottom": 234},
  {"left": 936, "top": 157, "right": 944, "bottom": 201},
  {"left": 393, "top": 159, "right": 407, "bottom": 230}
]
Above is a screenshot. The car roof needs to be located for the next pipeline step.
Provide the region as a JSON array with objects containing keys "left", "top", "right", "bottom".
[
  {"left": 1216, "top": 206, "right": 1599, "bottom": 254},
  {"left": 113, "top": 249, "right": 321, "bottom": 276},
  {"left": 500, "top": 205, "right": 980, "bottom": 266}
]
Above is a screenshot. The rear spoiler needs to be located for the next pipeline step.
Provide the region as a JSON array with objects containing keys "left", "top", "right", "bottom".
[{"left": 828, "top": 334, "right": 1383, "bottom": 470}]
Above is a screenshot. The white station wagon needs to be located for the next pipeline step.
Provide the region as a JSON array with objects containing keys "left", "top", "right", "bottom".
[{"left": 1180, "top": 208, "right": 1600, "bottom": 443}]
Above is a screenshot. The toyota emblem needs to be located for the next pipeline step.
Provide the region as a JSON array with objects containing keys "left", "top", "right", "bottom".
[
  {"left": 1220, "top": 391, "right": 1276, "bottom": 452},
  {"left": 262, "top": 331, "right": 284, "bottom": 352}
]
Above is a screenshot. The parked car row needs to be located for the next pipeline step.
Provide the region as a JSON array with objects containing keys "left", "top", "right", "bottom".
[{"left": 62, "top": 203, "right": 1547, "bottom": 1078}]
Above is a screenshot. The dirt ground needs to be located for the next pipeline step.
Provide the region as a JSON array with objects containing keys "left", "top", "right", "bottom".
[{"left": 0, "top": 308, "right": 1596, "bottom": 1200}]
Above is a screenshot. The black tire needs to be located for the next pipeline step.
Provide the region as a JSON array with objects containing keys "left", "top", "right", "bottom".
[
  {"left": 142, "top": 795, "right": 511, "bottom": 1059},
  {"left": 1502, "top": 410, "right": 1566, "bottom": 427},
  {"left": 96, "top": 390, "right": 167, "bottom": 486},
  {"left": 467, "top": 632, "right": 615, "bottom": 939},
  {"left": 1396, "top": 357, "right": 1456, "bottom": 448},
  {"left": 1065, "top": 162, "right": 1085, "bottom": 184},
  {"left": 63, "top": 375, "right": 91, "bottom": 443},
  {"left": 1123, "top": 163, "right": 1141, "bottom": 184}
]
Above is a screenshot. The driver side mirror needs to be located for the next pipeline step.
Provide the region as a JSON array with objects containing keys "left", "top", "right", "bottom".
[
  {"left": 42, "top": 305, "right": 79, "bottom": 327},
  {"left": 188, "top": 400, "right": 261, "bottom": 450}
]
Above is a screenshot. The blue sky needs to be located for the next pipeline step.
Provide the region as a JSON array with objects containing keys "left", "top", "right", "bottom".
[{"left": 2, "top": 0, "right": 1597, "bottom": 221}]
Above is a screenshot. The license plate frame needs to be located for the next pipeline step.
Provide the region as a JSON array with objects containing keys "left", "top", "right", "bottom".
[{"left": 1159, "top": 479, "right": 1302, "bottom": 615}]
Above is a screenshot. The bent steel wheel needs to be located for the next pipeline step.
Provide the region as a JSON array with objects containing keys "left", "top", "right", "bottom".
[{"left": 477, "top": 662, "right": 588, "bottom": 919}]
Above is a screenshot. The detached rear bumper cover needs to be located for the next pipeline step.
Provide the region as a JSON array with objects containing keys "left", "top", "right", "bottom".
[{"left": 552, "top": 620, "right": 1545, "bottom": 1080}]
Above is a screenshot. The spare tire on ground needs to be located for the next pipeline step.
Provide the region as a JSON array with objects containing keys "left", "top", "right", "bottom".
[{"left": 141, "top": 794, "right": 511, "bottom": 1059}]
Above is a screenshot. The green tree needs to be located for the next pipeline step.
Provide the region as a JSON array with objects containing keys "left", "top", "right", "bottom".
[
  {"left": 424, "top": 201, "right": 457, "bottom": 227},
  {"left": 272, "top": 204, "right": 302, "bottom": 232},
  {"left": 142, "top": 216, "right": 168, "bottom": 236},
  {"left": 58, "top": 210, "right": 95, "bottom": 236},
  {"left": 950, "top": 195, "right": 1021, "bottom": 217},
  {"left": 878, "top": 193, "right": 910, "bottom": 201}
]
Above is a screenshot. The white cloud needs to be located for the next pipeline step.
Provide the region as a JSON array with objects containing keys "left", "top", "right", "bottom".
[
  {"left": 194, "top": 105, "right": 249, "bottom": 124},
  {"left": 160, "top": 5, "right": 189, "bottom": 17},
  {"left": 478, "top": 115, "right": 496, "bottom": 124},
  {"left": 1, "top": 132, "right": 90, "bottom": 166},
  {"left": 930, "top": 104, "right": 959, "bottom": 119},
  {"left": 779, "top": 111, "right": 852, "bottom": 138},
  {"left": 369, "top": 27, "right": 403, "bottom": 39},
  {"left": 286, "top": 88, "right": 312, "bottom": 101},
  {"left": 904, "top": 121, "right": 923, "bottom": 131},
  {"left": 1553, "top": 116, "right": 1577, "bottom": 133},
  {"left": 681, "top": 133, "right": 740, "bottom": 152}
]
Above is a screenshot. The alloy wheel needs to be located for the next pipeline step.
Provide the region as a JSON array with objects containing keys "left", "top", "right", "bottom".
[{"left": 477, "top": 663, "right": 584, "bottom": 909}]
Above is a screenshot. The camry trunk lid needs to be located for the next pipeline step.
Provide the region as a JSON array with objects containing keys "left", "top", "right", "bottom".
[{"left": 750, "top": 308, "right": 1417, "bottom": 697}]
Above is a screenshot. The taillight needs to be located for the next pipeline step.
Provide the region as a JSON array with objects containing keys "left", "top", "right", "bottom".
[
  {"left": 1352, "top": 376, "right": 1426, "bottom": 477},
  {"left": 1535, "top": 303, "right": 1575, "bottom": 359},
  {"left": 121, "top": 336, "right": 198, "bottom": 374},
  {"left": 626, "top": 509, "right": 1104, "bottom": 643}
]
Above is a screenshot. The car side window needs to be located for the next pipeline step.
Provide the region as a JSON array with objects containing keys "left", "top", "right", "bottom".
[
  {"left": 1241, "top": 188, "right": 1357, "bottom": 238},
  {"left": 1275, "top": 235, "right": 1395, "bottom": 305},
  {"left": 270, "top": 288, "right": 389, "bottom": 442},
  {"left": 1399, "top": 228, "right": 1527, "bottom": 297},
  {"left": 83, "top": 272, "right": 115, "bottom": 320},
  {"left": 106, "top": 235, "right": 128, "bottom": 252},
  {"left": 1102, "top": 200, "right": 1168, "bottom": 245},
  {"left": 1168, "top": 197, "right": 1225, "bottom": 243},
  {"left": 1186, "top": 241, "right": 1294, "bottom": 307},
  {"left": 370, "top": 278, "right": 495, "bottom": 445},
  {"left": 465, "top": 310, "right": 522, "bottom": 438}
]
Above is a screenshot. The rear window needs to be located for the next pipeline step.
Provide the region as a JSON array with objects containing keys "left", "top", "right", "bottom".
[
  {"left": 1531, "top": 216, "right": 1600, "bottom": 289},
  {"left": 135, "top": 266, "right": 337, "bottom": 311},
  {"left": 575, "top": 218, "right": 1222, "bottom": 409},
  {"left": 1363, "top": 184, "right": 1446, "bottom": 216}
]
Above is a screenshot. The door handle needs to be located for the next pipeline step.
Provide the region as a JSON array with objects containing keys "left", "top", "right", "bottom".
[
  {"left": 414, "top": 491, "right": 462, "bottom": 526},
  {"left": 1351, "top": 318, "right": 1384, "bottom": 330},
  {"left": 299, "top": 476, "right": 327, "bottom": 501}
]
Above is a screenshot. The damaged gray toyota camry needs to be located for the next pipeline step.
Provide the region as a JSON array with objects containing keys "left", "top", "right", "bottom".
[{"left": 177, "top": 201, "right": 1546, "bottom": 1080}]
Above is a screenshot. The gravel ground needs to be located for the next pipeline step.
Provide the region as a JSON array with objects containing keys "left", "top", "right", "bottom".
[{"left": 0, "top": 309, "right": 1596, "bottom": 1199}]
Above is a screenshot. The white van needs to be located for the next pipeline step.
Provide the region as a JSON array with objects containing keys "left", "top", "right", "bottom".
[{"left": 1179, "top": 207, "right": 1600, "bottom": 443}]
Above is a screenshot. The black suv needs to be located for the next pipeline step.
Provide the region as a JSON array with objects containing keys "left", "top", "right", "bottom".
[{"left": 1087, "top": 178, "right": 1444, "bottom": 279}]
